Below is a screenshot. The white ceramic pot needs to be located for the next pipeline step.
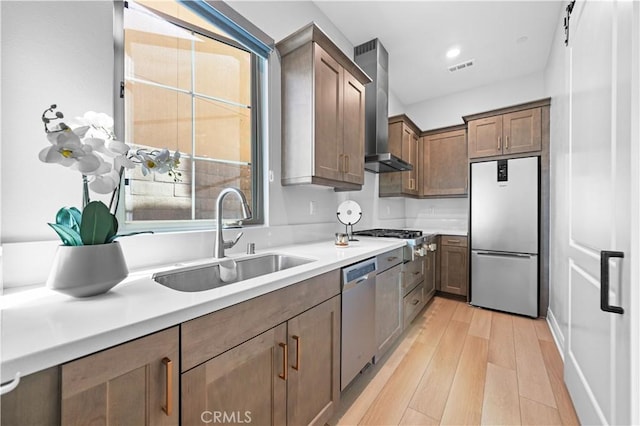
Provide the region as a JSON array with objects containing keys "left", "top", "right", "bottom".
[{"left": 46, "top": 242, "right": 128, "bottom": 297}]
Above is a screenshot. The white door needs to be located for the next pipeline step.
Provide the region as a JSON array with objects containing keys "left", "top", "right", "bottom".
[{"left": 566, "top": 1, "right": 639, "bottom": 424}]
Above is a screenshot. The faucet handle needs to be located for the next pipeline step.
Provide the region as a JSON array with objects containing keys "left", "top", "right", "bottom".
[{"left": 223, "top": 231, "right": 244, "bottom": 249}]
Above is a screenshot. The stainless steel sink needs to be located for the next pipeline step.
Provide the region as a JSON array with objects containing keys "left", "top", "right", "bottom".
[{"left": 153, "top": 254, "right": 315, "bottom": 292}]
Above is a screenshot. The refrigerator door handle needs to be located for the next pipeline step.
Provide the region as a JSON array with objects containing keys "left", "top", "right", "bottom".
[
  {"left": 475, "top": 251, "right": 533, "bottom": 259},
  {"left": 600, "top": 250, "right": 624, "bottom": 314}
]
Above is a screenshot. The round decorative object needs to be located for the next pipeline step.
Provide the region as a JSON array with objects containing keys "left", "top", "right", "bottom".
[
  {"left": 46, "top": 242, "right": 128, "bottom": 297},
  {"left": 336, "top": 200, "right": 362, "bottom": 226}
]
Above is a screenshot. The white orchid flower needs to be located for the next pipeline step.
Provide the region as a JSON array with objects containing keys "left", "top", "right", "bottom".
[
  {"left": 39, "top": 129, "right": 101, "bottom": 174},
  {"left": 89, "top": 169, "right": 121, "bottom": 194}
]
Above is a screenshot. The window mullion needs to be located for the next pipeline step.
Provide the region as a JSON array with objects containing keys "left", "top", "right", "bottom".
[{"left": 190, "top": 31, "right": 197, "bottom": 221}]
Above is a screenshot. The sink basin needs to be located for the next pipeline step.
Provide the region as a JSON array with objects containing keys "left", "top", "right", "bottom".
[{"left": 153, "top": 254, "right": 315, "bottom": 292}]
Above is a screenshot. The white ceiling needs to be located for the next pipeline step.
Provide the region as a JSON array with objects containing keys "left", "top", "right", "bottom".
[{"left": 313, "top": 1, "right": 564, "bottom": 106}]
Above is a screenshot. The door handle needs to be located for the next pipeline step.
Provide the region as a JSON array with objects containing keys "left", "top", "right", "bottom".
[
  {"left": 600, "top": 251, "right": 624, "bottom": 314},
  {"left": 292, "top": 335, "right": 301, "bottom": 371},
  {"left": 278, "top": 342, "right": 288, "bottom": 380},
  {"left": 161, "top": 358, "right": 173, "bottom": 416}
]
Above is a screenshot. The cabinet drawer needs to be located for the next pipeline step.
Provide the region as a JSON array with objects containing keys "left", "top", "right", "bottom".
[
  {"left": 403, "top": 281, "right": 425, "bottom": 329},
  {"left": 377, "top": 248, "right": 403, "bottom": 272},
  {"left": 441, "top": 235, "right": 468, "bottom": 247},
  {"left": 181, "top": 270, "right": 340, "bottom": 372},
  {"left": 402, "top": 258, "right": 424, "bottom": 295}
]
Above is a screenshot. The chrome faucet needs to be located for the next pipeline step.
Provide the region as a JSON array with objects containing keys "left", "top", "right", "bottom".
[{"left": 214, "top": 187, "right": 252, "bottom": 259}]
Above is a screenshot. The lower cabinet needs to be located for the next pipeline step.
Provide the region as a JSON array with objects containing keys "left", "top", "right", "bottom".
[
  {"left": 1, "top": 367, "right": 60, "bottom": 426},
  {"left": 61, "top": 327, "right": 180, "bottom": 426},
  {"left": 401, "top": 257, "right": 428, "bottom": 330},
  {"left": 182, "top": 296, "right": 340, "bottom": 426},
  {"left": 439, "top": 235, "right": 469, "bottom": 296},
  {"left": 375, "top": 263, "right": 402, "bottom": 361},
  {"left": 180, "top": 270, "right": 341, "bottom": 426}
]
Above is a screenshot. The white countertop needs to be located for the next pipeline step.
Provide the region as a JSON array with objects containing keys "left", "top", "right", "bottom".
[{"left": 1, "top": 238, "right": 405, "bottom": 383}]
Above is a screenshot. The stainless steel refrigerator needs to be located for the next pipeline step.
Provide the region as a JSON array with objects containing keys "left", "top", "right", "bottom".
[{"left": 470, "top": 156, "right": 539, "bottom": 317}]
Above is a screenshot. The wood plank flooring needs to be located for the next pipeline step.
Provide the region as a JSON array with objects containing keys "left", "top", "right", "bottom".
[{"left": 331, "top": 296, "right": 580, "bottom": 426}]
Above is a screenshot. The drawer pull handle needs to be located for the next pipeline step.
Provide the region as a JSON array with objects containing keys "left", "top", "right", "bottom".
[
  {"left": 412, "top": 299, "right": 420, "bottom": 306},
  {"left": 505, "top": 135, "right": 510, "bottom": 150},
  {"left": 498, "top": 136, "right": 502, "bottom": 151},
  {"left": 446, "top": 239, "right": 461, "bottom": 244},
  {"left": 292, "top": 335, "right": 301, "bottom": 371},
  {"left": 162, "top": 358, "right": 172, "bottom": 416},
  {"left": 279, "top": 343, "right": 288, "bottom": 380},
  {"left": 413, "top": 271, "right": 421, "bottom": 276},
  {"left": 387, "top": 256, "right": 399, "bottom": 262}
]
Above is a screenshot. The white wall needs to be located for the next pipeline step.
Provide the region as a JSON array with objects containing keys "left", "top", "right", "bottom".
[
  {"left": 404, "top": 71, "right": 547, "bottom": 131},
  {"left": 1, "top": 1, "right": 115, "bottom": 243},
  {"left": 544, "top": 8, "right": 572, "bottom": 351}
]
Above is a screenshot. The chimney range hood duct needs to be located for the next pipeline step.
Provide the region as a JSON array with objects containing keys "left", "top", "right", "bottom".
[{"left": 354, "top": 39, "right": 413, "bottom": 173}]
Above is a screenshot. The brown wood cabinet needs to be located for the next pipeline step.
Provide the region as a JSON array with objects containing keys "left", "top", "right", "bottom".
[
  {"left": 61, "top": 327, "right": 179, "bottom": 426},
  {"left": 375, "top": 263, "right": 402, "bottom": 361},
  {"left": 180, "top": 270, "right": 341, "bottom": 426},
  {"left": 439, "top": 235, "right": 469, "bottom": 296},
  {"left": 420, "top": 125, "right": 468, "bottom": 197},
  {"left": 467, "top": 107, "right": 542, "bottom": 159},
  {"left": 182, "top": 296, "right": 340, "bottom": 426},
  {"left": 380, "top": 115, "right": 421, "bottom": 197},
  {"left": 182, "top": 324, "right": 287, "bottom": 426},
  {"left": 1, "top": 367, "right": 60, "bottom": 426},
  {"left": 278, "top": 24, "right": 370, "bottom": 190}
]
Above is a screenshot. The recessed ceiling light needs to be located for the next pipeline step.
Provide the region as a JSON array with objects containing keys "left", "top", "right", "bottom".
[{"left": 446, "top": 47, "right": 461, "bottom": 59}]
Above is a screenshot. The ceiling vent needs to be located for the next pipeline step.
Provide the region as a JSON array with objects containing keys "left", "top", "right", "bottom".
[{"left": 448, "top": 59, "right": 474, "bottom": 73}]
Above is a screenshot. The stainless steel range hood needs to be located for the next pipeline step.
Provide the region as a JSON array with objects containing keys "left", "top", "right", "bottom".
[{"left": 354, "top": 39, "right": 413, "bottom": 173}]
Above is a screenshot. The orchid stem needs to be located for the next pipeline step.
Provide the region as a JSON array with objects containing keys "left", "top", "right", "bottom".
[
  {"left": 82, "top": 175, "right": 90, "bottom": 208},
  {"left": 108, "top": 166, "right": 125, "bottom": 214}
]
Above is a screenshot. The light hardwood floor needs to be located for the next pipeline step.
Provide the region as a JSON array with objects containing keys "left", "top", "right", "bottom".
[{"left": 331, "top": 296, "right": 580, "bottom": 426}]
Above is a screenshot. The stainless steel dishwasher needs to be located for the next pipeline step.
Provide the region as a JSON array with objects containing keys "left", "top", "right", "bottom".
[{"left": 341, "top": 257, "right": 377, "bottom": 391}]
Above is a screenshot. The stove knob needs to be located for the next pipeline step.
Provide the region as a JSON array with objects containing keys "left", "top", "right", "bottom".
[
  {"left": 428, "top": 243, "right": 437, "bottom": 252},
  {"left": 416, "top": 247, "right": 427, "bottom": 256}
]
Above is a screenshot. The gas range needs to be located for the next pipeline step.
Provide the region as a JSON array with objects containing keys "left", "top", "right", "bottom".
[{"left": 352, "top": 229, "right": 437, "bottom": 261}]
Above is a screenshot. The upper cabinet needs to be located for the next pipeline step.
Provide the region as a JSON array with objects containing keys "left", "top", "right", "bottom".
[
  {"left": 420, "top": 125, "right": 468, "bottom": 197},
  {"left": 380, "top": 115, "right": 421, "bottom": 197},
  {"left": 465, "top": 102, "right": 544, "bottom": 159},
  {"left": 278, "top": 24, "right": 371, "bottom": 190}
]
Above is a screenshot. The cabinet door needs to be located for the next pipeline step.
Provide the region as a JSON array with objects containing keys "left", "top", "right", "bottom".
[
  {"left": 1, "top": 367, "right": 60, "bottom": 426},
  {"left": 375, "top": 264, "right": 402, "bottom": 360},
  {"left": 468, "top": 115, "right": 503, "bottom": 158},
  {"left": 502, "top": 108, "right": 542, "bottom": 155},
  {"left": 402, "top": 126, "right": 419, "bottom": 195},
  {"left": 421, "top": 129, "right": 468, "bottom": 196},
  {"left": 287, "top": 296, "right": 341, "bottom": 426},
  {"left": 182, "top": 324, "right": 287, "bottom": 426},
  {"left": 440, "top": 245, "right": 469, "bottom": 296},
  {"left": 342, "top": 71, "right": 365, "bottom": 185},
  {"left": 61, "top": 327, "right": 179, "bottom": 426},
  {"left": 314, "top": 44, "right": 343, "bottom": 182}
]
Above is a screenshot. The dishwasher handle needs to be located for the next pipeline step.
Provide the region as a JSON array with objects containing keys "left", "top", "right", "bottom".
[{"left": 343, "top": 274, "right": 374, "bottom": 291}]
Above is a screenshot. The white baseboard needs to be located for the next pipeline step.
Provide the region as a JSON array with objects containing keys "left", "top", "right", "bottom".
[{"left": 546, "top": 308, "right": 565, "bottom": 362}]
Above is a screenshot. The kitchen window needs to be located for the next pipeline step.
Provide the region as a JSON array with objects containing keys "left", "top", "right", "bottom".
[{"left": 115, "top": 0, "right": 270, "bottom": 228}]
